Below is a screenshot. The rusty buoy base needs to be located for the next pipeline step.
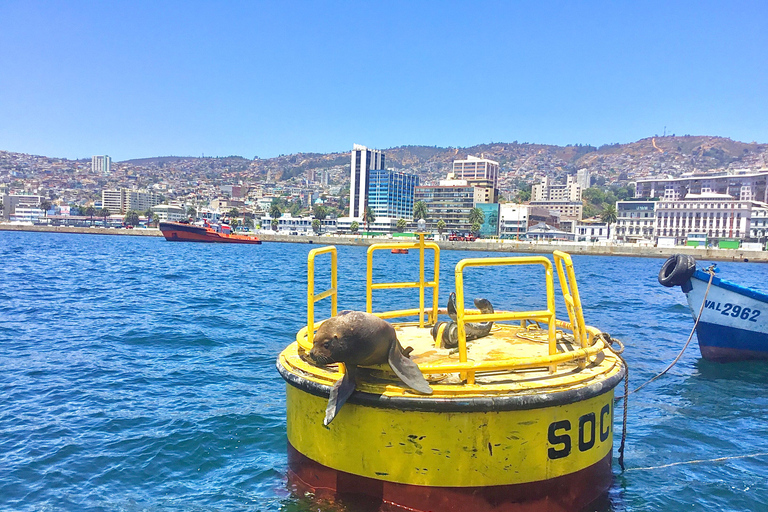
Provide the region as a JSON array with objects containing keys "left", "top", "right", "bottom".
[{"left": 287, "top": 442, "right": 613, "bottom": 512}]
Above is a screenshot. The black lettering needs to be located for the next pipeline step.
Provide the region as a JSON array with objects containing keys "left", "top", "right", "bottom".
[
  {"left": 579, "top": 413, "right": 596, "bottom": 451},
  {"left": 548, "top": 420, "right": 571, "bottom": 459},
  {"left": 600, "top": 404, "right": 611, "bottom": 442},
  {"left": 750, "top": 310, "right": 761, "bottom": 322},
  {"left": 722, "top": 303, "right": 732, "bottom": 315}
]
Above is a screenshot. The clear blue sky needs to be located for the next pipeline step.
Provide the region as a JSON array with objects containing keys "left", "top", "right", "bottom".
[{"left": 1, "top": 1, "right": 766, "bottom": 161}]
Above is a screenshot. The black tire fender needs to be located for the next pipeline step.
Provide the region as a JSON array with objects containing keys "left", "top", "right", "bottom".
[{"left": 658, "top": 254, "right": 696, "bottom": 287}]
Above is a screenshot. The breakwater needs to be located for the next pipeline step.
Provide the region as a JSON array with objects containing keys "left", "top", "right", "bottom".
[{"left": 2, "top": 224, "right": 766, "bottom": 262}]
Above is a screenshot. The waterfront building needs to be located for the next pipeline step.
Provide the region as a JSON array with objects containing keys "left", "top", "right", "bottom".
[
  {"left": 654, "top": 193, "right": 755, "bottom": 245},
  {"left": 2, "top": 194, "right": 43, "bottom": 220},
  {"left": 750, "top": 206, "right": 768, "bottom": 242},
  {"left": 615, "top": 201, "right": 657, "bottom": 242},
  {"left": 525, "top": 222, "right": 574, "bottom": 241},
  {"left": 9, "top": 207, "right": 45, "bottom": 223},
  {"left": 414, "top": 181, "right": 487, "bottom": 234},
  {"left": 635, "top": 169, "right": 768, "bottom": 202},
  {"left": 101, "top": 188, "right": 161, "bottom": 214},
  {"left": 499, "top": 204, "right": 529, "bottom": 239},
  {"left": 349, "top": 144, "right": 385, "bottom": 220},
  {"left": 92, "top": 155, "right": 111, "bottom": 175},
  {"left": 259, "top": 213, "right": 337, "bottom": 235},
  {"left": 151, "top": 204, "right": 187, "bottom": 222},
  {"left": 475, "top": 203, "right": 500, "bottom": 238},
  {"left": 575, "top": 220, "right": 611, "bottom": 242},
  {"left": 367, "top": 168, "right": 419, "bottom": 220}
]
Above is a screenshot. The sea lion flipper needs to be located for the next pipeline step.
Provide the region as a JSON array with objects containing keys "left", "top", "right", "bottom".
[
  {"left": 324, "top": 365, "right": 357, "bottom": 426},
  {"left": 388, "top": 341, "right": 433, "bottom": 395},
  {"left": 447, "top": 292, "right": 457, "bottom": 321}
]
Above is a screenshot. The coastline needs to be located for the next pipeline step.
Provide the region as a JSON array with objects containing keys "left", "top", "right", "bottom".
[{"left": 1, "top": 223, "right": 765, "bottom": 262}]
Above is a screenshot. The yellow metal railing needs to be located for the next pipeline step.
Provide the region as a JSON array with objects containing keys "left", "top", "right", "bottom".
[
  {"left": 366, "top": 234, "right": 440, "bottom": 327},
  {"left": 553, "top": 251, "right": 588, "bottom": 349},
  {"left": 454, "top": 256, "right": 557, "bottom": 383},
  {"left": 297, "top": 249, "right": 606, "bottom": 382},
  {"left": 306, "top": 246, "right": 338, "bottom": 348}
]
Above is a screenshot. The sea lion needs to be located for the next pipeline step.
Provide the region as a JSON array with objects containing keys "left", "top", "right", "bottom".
[
  {"left": 431, "top": 292, "right": 494, "bottom": 348},
  {"left": 309, "top": 311, "right": 433, "bottom": 425}
]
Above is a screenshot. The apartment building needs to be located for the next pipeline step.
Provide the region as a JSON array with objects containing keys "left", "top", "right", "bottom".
[
  {"left": 349, "top": 144, "right": 385, "bottom": 219},
  {"left": 101, "top": 188, "right": 161, "bottom": 214},
  {"left": 414, "top": 181, "right": 487, "bottom": 233},
  {"left": 615, "top": 201, "right": 657, "bottom": 242},
  {"left": 635, "top": 170, "right": 768, "bottom": 202}
]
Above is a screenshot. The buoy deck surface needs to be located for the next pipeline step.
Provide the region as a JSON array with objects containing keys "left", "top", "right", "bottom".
[{"left": 281, "top": 321, "right": 623, "bottom": 399}]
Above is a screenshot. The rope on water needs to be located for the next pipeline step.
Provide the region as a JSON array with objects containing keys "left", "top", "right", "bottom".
[
  {"left": 597, "top": 332, "right": 628, "bottom": 471},
  {"left": 625, "top": 452, "right": 768, "bottom": 472},
  {"left": 615, "top": 266, "right": 716, "bottom": 401}
]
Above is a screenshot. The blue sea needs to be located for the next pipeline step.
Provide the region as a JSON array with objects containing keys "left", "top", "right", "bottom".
[{"left": 2, "top": 230, "right": 768, "bottom": 511}]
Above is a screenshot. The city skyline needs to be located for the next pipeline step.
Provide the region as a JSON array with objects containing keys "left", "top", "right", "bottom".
[{"left": 0, "top": 1, "right": 766, "bottom": 161}]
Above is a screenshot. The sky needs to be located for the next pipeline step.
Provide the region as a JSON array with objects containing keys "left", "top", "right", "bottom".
[{"left": 0, "top": 1, "right": 766, "bottom": 161}]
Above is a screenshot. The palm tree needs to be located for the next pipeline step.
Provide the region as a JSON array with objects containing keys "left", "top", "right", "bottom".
[
  {"left": 350, "top": 221, "right": 359, "bottom": 234},
  {"left": 271, "top": 219, "right": 279, "bottom": 232},
  {"left": 38, "top": 200, "right": 52, "bottom": 223},
  {"left": 396, "top": 218, "right": 407, "bottom": 233},
  {"left": 98, "top": 207, "right": 110, "bottom": 227},
  {"left": 313, "top": 205, "right": 327, "bottom": 220},
  {"left": 363, "top": 206, "right": 376, "bottom": 236},
  {"left": 471, "top": 222, "right": 482, "bottom": 236},
  {"left": 270, "top": 203, "right": 282, "bottom": 221},
  {"left": 600, "top": 204, "right": 618, "bottom": 240},
  {"left": 124, "top": 210, "right": 140, "bottom": 226},
  {"left": 186, "top": 206, "right": 197, "bottom": 220},
  {"left": 312, "top": 219, "right": 321, "bottom": 234},
  {"left": 436, "top": 219, "right": 446, "bottom": 238},
  {"left": 152, "top": 214, "right": 160, "bottom": 227},
  {"left": 413, "top": 201, "right": 428, "bottom": 221},
  {"left": 468, "top": 207, "right": 484, "bottom": 228},
  {"left": 144, "top": 208, "right": 154, "bottom": 226},
  {"left": 85, "top": 206, "right": 96, "bottom": 226}
]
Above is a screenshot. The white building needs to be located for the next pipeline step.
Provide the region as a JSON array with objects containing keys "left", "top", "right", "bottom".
[
  {"left": 575, "top": 221, "right": 611, "bottom": 242},
  {"left": 349, "top": 144, "right": 385, "bottom": 220},
  {"left": 531, "top": 175, "right": 581, "bottom": 202},
  {"left": 101, "top": 188, "right": 161, "bottom": 214},
  {"left": 92, "top": 155, "right": 111, "bottom": 175},
  {"left": 152, "top": 204, "right": 187, "bottom": 222},
  {"left": 654, "top": 193, "right": 754, "bottom": 245},
  {"left": 615, "top": 201, "right": 657, "bottom": 242},
  {"left": 499, "top": 204, "right": 529, "bottom": 239},
  {"left": 2, "top": 194, "right": 43, "bottom": 220},
  {"left": 576, "top": 169, "right": 591, "bottom": 191},
  {"left": 749, "top": 206, "right": 768, "bottom": 242}
]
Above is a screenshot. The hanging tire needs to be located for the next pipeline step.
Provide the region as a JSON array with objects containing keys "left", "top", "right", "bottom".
[{"left": 658, "top": 254, "right": 696, "bottom": 287}]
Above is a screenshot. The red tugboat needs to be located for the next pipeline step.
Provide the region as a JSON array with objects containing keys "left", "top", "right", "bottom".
[{"left": 158, "top": 221, "right": 262, "bottom": 244}]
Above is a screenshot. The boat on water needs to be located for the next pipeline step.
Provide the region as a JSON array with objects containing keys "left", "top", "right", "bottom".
[
  {"left": 158, "top": 221, "right": 262, "bottom": 244},
  {"left": 277, "top": 235, "right": 626, "bottom": 512},
  {"left": 659, "top": 254, "right": 768, "bottom": 362},
  {"left": 390, "top": 247, "right": 409, "bottom": 254}
]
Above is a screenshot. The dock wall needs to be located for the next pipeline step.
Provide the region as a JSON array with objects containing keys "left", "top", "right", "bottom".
[{"left": 2, "top": 224, "right": 766, "bottom": 262}]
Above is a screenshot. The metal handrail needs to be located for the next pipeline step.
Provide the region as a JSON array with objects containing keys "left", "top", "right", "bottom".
[
  {"left": 553, "top": 251, "right": 588, "bottom": 350},
  {"left": 306, "top": 246, "right": 337, "bottom": 348},
  {"left": 454, "top": 256, "right": 557, "bottom": 383},
  {"left": 366, "top": 234, "right": 440, "bottom": 327}
]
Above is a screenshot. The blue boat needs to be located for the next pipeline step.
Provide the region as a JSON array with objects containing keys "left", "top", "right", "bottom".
[{"left": 659, "top": 254, "right": 768, "bottom": 362}]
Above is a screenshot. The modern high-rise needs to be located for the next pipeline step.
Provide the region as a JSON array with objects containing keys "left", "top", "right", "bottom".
[
  {"left": 349, "top": 144, "right": 385, "bottom": 219},
  {"left": 92, "top": 155, "right": 111, "bottom": 174},
  {"left": 367, "top": 169, "right": 419, "bottom": 219}
]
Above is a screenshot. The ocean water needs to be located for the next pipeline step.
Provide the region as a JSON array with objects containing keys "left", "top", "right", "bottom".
[{"left": 1, "top": 230, "right": 767, "bottom": 512}]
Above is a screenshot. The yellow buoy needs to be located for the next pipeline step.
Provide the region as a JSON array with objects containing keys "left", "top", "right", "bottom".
[{"left": 277, "top": 237, "right": 625, "bottom": 512}]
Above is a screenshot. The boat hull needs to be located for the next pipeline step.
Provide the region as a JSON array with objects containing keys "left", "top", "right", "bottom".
[
  {"left": 158, "top": 222, "right": 262, "bottom": 244},
  {"left": 683, "top": 270, "right": 768, "bottom": 362}
]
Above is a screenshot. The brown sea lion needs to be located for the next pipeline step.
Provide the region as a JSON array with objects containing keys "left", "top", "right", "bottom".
[{"left": 309, "top": 310, "right": 433, "bottom": 425}]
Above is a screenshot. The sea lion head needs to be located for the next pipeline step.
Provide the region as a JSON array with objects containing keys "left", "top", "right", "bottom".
[{"left": 308, "top": 312, "right": 357, "bottom": 366}]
